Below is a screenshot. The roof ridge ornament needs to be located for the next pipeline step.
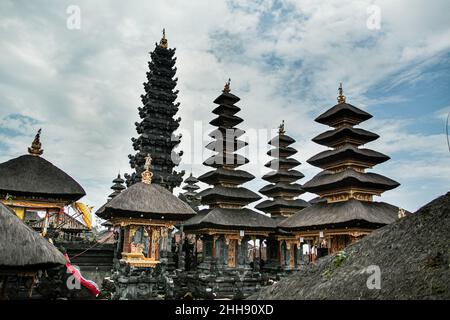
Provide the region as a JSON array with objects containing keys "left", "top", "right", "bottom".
[
  {"left": 337, "top": 82, "right": 346, "bottom": 104},
  {"left": 223, "top": 78, "right": 231, "bottom": 93},
  {"left": 159, "top": 28, "right": 168, "bottom": 48},
  {"left": 28, "top": 128, "right": 44, "bottom": 156},
  {"left": 278, "top": 120, "right": 285, "bottom": 135},
  {"left": 141, "top": 154, "right": 153, "bottom": 184}
]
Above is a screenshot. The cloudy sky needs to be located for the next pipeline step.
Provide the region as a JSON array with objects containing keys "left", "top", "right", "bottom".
[{"left": 0, "top": 0, "right": 449, "bottom": 218}]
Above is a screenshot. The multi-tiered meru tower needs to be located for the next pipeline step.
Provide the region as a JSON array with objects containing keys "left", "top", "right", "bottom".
[
  {"left": 183, "top": 80, "right": 276, "bottom": 299},
  {"left": 126, "top": 30, "right": 184, "bottom": 191},
  {"left": 280, "top": 84, "right": 402, "bottom": 254},
  {"left": 256, "top": 121, "right": 309, "bottom": 272},
  {"left": 108, "top": 174, "right": 126, "bottom": 200},
  {"left": 179, "top": 173, "right": 201, "bottom": 212},
  {"left": 256, "top": 121, "right": 309, "bottom": 218}
]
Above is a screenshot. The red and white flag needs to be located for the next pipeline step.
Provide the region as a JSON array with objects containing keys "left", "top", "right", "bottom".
[{"left": 64, "top": 253, "right": 100, "bottom": 297}]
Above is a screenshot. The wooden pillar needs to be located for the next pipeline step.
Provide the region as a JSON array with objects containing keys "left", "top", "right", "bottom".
[{"left": 279, "top": 240, "right": 283, "bottom": 268}]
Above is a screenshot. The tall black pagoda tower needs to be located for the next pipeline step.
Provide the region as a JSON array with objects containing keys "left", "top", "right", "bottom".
[
  {"left": 183, "top": 80, "right": 276, "bottom": 299},
  {"left": 255, "top": 120, "right": 309, "bottom": 218},
  {"left": 179, "top": 173, "right": 201, "bottom": 211},
  {"left": 126, "top": 29, "right": 184, "bottom": 191},
  {"left": 280, "top": 84, "right": 402, "bottom": 254}
]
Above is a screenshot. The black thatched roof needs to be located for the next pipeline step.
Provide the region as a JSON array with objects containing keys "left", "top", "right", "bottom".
[
  {"left": 0, "top": 202, "right": 65, "bottom": 269},
  {"left": 278, "top": 199, "right": 401, "bottom": 230},
  {"left": 0, "top": 155, "right": 86, "bottom": 201},
  {"left": 302, "top": 169, "right": 400, "bottom": 194},
  {"left": 199, "top": 186, "right": 261, "bottom": 205},
  {"left": 267, "top": 146, "right": 297, "bottom": 157},
  {"left": 251, "top": 192, "right": 450, "bottom": 300},
  {"left": 95, "top": 182, "right": 195, "bottom": 220},
  {"left": 307, "top": 145, "right": 390, "bottom": 169},
  {"left": 183, "top": 207, "right": 277, "bottom": 231},
  {"left": 262, "top": 169, "right": 305, "bottom": 183},
  {"left": 315, "top": 102, "right": 372, "bottom": 126},
  {"left": 269, "top": 135, "right": 295, "bottom": 147},
  {"left": 199, "top": 167, "right": 255, "bottom": 185},
  {"left": 259, "top": 181, "right": 304, "bottom": 196},
  {"left": 255, "top": 198, "right": 310, "bottom": 211},
  {"left": 308, "top": 196, "right": 327, "bottom": 204},
  {"left": 312, "top": 127, "right": 379, "bottom": 147}
]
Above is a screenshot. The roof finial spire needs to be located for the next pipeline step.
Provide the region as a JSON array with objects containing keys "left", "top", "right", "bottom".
[
  {"left": 141, "top": 154, "right": 153, "bottom": 184},
  {"left": 159, "top": 28, "right": 168, "bottom": 48},
  {"left": 278, "top": 120, "right": 286, "bottom": 135},
  {"left": 223, "top": 78, "right": 231, "bottom": 93},
  {"left": 337, "top": 82, "right": 346, "bottom": 104},
  {"left": 28, "top": 128, "right": 44, "bottom": 156}
]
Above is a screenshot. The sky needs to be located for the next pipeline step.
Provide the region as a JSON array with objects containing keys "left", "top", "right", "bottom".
[{"left": 0, "top": 0, "right": 449, "bottom": 220}]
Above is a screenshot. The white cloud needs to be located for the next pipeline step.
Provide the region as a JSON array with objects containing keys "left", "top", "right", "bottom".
[{"left": 0, "top": 0, "right": 449, "bottom": 214}]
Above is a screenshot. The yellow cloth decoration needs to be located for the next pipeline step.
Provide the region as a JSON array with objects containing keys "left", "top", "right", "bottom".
[{"left": 74, "top": 202, "right": 93, "bottom": 230}]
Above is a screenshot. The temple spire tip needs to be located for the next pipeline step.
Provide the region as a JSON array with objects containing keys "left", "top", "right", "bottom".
[
  {"left": 337, "top": 82, "right": 346, "bottom": 104},
  {"left": 223, "top": 78, "right": 231, "bottom": 93},
  {"left": 28, "top": 128, "right": 44, "bottom": 156},
  {"left": 278, "top": 120, "right": 285, "bottom": 135},
  {"left": 159, "top": 28, "right": 168, "bottom": 48}
]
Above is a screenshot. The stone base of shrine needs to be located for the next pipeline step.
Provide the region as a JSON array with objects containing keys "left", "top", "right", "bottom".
[
  {"left": 111, "top": 260, "right": 172, "bottom": 300},
  {"left": 177, "top": 267, "right": 271, "bottom": 299}
]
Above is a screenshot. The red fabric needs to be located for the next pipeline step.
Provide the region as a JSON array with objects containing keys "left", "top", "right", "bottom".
[{"left": 64, "top": 253, "right": 100, "bottom": 297}]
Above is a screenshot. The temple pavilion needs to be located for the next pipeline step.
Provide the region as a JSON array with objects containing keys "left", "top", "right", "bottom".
[
  {"left": 0, "top": 129, "right": 87, "bottom": 236},
  {"left": 182, "top": 81, "right": 277, "bottom": 299},
  {"left": 0, "top": 202, "right": 65, "bottom": 299},
  {"left": 279, "top": 84, "right": 402, "bottom": 255},
  {"left": 96, "top": 155, "right": 195, "bottom": 268},
  {"left": 255, "top": 121, "right": 309, "bottom": 271}
]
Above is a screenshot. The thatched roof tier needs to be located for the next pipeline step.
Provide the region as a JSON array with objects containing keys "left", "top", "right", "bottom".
[
  {"left": 302, "top": 168, "right": 399, "bottom": 194},
  {"left": 0, "top": 155, "right": 85, "bottom": 202},
  {"left": 278, "top": 198, "right": 401, "bottom": 230},
  {"left": 265, "top": 158, "right": 301, "bottom": 169},
  {"left": 182, "top": 184, "right": 200, "bottom": 191},
  {"left": 95, "top": 182, "right": 195, "bottom": 220},
  {"left": 0, "top": 202, "right": 65, "bottom": 269},
  {"left": 199, "top": 186, "right": 261, "bottom": 206},
  {"left": 255, "top": 198, "right": 310, "bottom": 212},
  {"left": 184, "top": 174, "right": 199, "bottom": 184},
  {"left": 269, "top": 134, "right": 296, "bottom": 147},
  {"left": 210, "top": 114, "right": 243, "bottom": 128},
  {"left": 252, "top": 193, "right": 450, "bottom": 300},
  {"left": 267, "top": 146, "right": 297, "bottom": 158},
  {"left": 259, "top": 181, "right": 304, "bottom": 197},
  {"left": 199, "top": 167, "right": 255, "bottom": 185},
  {"left": 312, "top": 127, "right": 379, "bottom": 148},
  {"left": 262, "top": 169, "right": 305, "bottom": 183},
  {"left": 212, "top": 103, "right": 241, "bottom": 115},
  {"left": 315, "top": 102, "right": 372, "bottom": 127},
  {"left": 203, "top": 153, "right": 249, "bottom": 168},
  {"left": 209, "top": 128, "right": 245, "bottom": 139},
  {"left": 183, "top": 207, "right": 277, "bottom": 232},
  {"left": 308, "top": 196, "right": 327, "bottom": 204},
  {"left": 307, "top": 145, "right": 390, "bottom": 169},
  {"left": 213, "top": 91, "right": 240, "bottom": 105},
  {"left": 205, "top": 138, "right": 248, "bottom": 152}
]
